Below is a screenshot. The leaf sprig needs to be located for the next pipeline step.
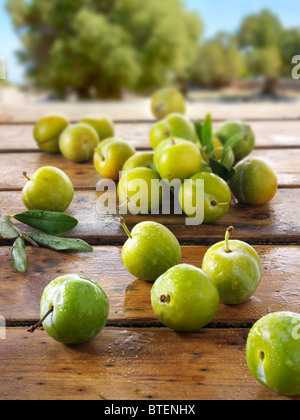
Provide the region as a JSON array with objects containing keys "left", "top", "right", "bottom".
[
  {"left": 0, "top": 210, "right": 93, "bottom": 272},
  {"left": 195, "top": 114, "right": 243, "bottom": 181}
]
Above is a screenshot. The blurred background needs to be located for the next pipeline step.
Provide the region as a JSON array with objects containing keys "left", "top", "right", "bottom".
[{"left": 1, "top": 0, "right": 300, "bottom": 104}]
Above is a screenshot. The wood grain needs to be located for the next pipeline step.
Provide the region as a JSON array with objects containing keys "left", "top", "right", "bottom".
[
  {"left": 0, "top": 189, "right": 299, "bottom": 246},
  {"left": 0, "top": 104, "right": 299, "bottom": 401},
  {"left": 0, "top": 327, "right": 298, "bottom": 400},
  {"left": 0, "top": 245, "right": 299, "bottom": 325},
  {"left": 0, "top": 149, "right": 299, "bottom": 190},
  {"left": 0, "top": 121, "right": 299, "bottom": 152},
  {"left": 1, "top": 100, "right": 300, "bottom": 123}
]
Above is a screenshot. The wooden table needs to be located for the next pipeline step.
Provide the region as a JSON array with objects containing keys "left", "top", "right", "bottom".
[{"left": 0, "top": 99, "right": 299, "bottom": 401}]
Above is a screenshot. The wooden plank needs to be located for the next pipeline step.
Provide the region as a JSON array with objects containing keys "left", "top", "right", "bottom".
[
  {"left": 1, "top": 100, "right": 300, "bottom": 123},
  {"left": 0, "top": 188, "right": 299, "bottom": 246},
  {"left": 0, "top": 121, "right": 299, "bottom": 153},
  {"left": 0, "top": 245, "right": 299, "bottom": 325},
  {"left": 0, "top": 327, "right": 297, "bottom": 400},
  {"left": 0, "top": 148, "right": 299, "bottom": 190}
]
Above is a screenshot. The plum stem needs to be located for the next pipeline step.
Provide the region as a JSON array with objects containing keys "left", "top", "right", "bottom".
[
  {"left": 225, "top": 226, "right": 234, "bottom": 253},
  {"left": 23, "top": 171, "right": 31, "bottom": 181},
  {"left": 120, "top": 217, "right": 132, "bottom": 239},
  {"left": 27, "top": 306, "right": 54, "bottom": 334},
  {"left": 211, "top": 199, "right": 234, "bottom": 207}
]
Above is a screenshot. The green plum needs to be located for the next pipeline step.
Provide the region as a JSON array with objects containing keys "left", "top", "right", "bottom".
[
  {"left": 118, "top": 167, "right": 162, "bottom": 214},
  {"left": 150, "top": 113, "right": 198, "bottom": 150},
  {"left": 154, "top": 138, "right": 202, "bottom": 183},
  {"left": 120, "top": 220, "right": 182, "bottom": 282},
  {"left": 59, "top": 123, "right": 99, "bottom": 163},
  {"left": 33, "top": 113, "right": 69, "bottom": 154},
  {"left": 202, "top": 226, "right": 262, "bottom": 304},
  {"left": 246, "top": 312, "right": 300, "bottom": 396},
  {"left": 215, "top": 121, "right": 255, "bottom": 161},
  {"left": 199, "top": 161, "right": 213, "bottom": 173},
  {"left": 94, "top": 138, "right": 136, "bottom": 181},
  {"left": 36, "top": 274, "right": 109, "bottom": 345},
  {"left": 179, "top": 172, "right": 232, "bottom": 223},
  {"left": 22, "top": 166, "right": 74, "bottom": 212},
  {"left": 151, "top": 87, "right": 186, "bottom": 120},
  {"left": 122, "top": 151, "right": 155, "bottom": 174},
  {"left": 80, "top": 115, "right": 115, "bottom": 141},
  {"left": 151, "top": 264, "right": 219, "bottom": 332},
  {"left": 230, "top": 157, "right": 278, "bottom": 205}
]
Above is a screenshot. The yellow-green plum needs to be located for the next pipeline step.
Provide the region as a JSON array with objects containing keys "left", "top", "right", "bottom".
[
  {"left": 215, "top": 121, "right": 255, "bottom": 161},
  {"left": 199, "top": 161, "right": 213, "bottom": 173},
  {"left": 151, "top": 87, "right": 186, "bottom": 120},
  {"left": 38, "top": 274, "right": 109, "bottom": 345},
  {"left": 80, "top": 115, "right": 115, "bottom": 141},
  {"left": 179, "top": 172, "right": 232, "bottom": 223},
  {"left": 118, "top": 167, "right": 162, "bottom": 214},
  {"left": 246, "top": 312, "right": 300, "bottom": 396},
  {"left": 122, "top": 151, "right": 155, "bottom": 174},
  {"left": 33, "top": 113, "right": 69, "bottom": 153},
  {"left": 202, "top": 227, "right": 262, "bottom": 304},
  {"left": 151, "top": 264, "right": 219, "bottom": 332},
  {"left": 212, "top": 137, "right": 235, "bottom": 168},
  {"left": 120, "top": 220, "right": 182, "bottom": 282},
  {"left": 22, "top": 166, "right": 74, "bottom": 212},
  {"left": 230, "top": 157, "right": 278, "bottom": 205},
  {"left": 94, "top": 138, "right": 136, "bottom": 181},
  {"left": 59, "top": 123, "right": 99, "bottom": 163},
  {"left": 150, "top": 113, "right": 198, "bottom": 150},
  {"left": 154, "top": 138, "right": 202, "bottom": 183}
]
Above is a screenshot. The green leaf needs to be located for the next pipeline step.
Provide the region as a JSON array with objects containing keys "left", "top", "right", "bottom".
[
  {"left": 27, "top": 232, "right": 93, "bottom": 253},
  {"left": 220, "top": 132, "right": 244, "bottom": 162},
  {"left": 0, "top": 215, "right": 19, "bottom": 239},
  {"left": 194, "top": 121, "right": 203, "bottom": 143},
  {"left": 12, "top": 237, "right": 27, "bottom": 272},
  {"left": 210, "top": 158, "right": 237, "bottom": 181},
  {"left": 201, "top": 114, "right": 214, "bottom": 154},
  {"left": 13, "top": 211, "right": 78, "bottom": 235}
]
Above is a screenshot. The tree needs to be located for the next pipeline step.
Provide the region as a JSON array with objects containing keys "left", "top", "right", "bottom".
[
  {"left": 192, "top": 32, "right": 245, "bottom": 88},
  {"left": 280, "top": 28, "right": 300, "bottom": 76},
  {"left": 7, "top": 0, "right": 202, "bottom": 98},
  {"left": 238, "top": 9, "right": 284, "bottom": 95}
]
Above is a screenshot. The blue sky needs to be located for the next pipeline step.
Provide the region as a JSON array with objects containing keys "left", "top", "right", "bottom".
[
  {"left": 1, "top": 0, "right": 300, "bottom": 84},
  {"left": 185, "top": 0, "right": 300, "bottom": 37}
]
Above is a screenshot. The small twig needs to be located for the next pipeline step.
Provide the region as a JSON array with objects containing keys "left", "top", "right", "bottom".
[
  {"left": 0, "top": 211, "right": 39, "bottom": 248},
  {"left": 12, "top": 224, "right": 40, "bottom": 248},
  {"left": 27, "top": 306, "right": 54, "bottom": 333}
]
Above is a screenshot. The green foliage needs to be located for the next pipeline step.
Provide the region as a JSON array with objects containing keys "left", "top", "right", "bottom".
[
  {"left": 237, "top": 9, "right": 285, "bottom": 94},
  {"left": 192, "top": 33, "right": 245, "bottom": 88},
  {"left": 280, "top": 28, "right": 300, "bottom": 75},
  {"left": 245, "top": 46, "right": 282, "bottom": 79},
  {"left": 6, "top": 0, "right": 202, "bottom": 98},
  {"left": 6, "top": 2, "right": 300, "bottom": 95},
  {"left": 238, "top": 9, "right": 283, "bottom": 48}
]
